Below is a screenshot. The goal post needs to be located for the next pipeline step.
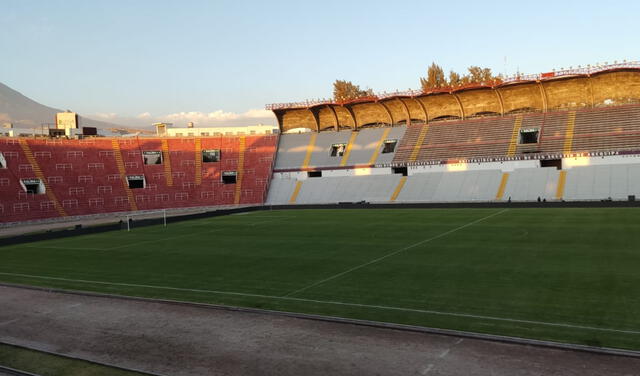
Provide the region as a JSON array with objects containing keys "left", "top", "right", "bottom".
[{"left": 124, "top": 209, "right": 168, "bottom": 231}]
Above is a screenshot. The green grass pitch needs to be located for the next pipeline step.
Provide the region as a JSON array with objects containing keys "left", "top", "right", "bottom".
[{"left": 1, "top": 208, "right": 640, "bottom": 350}]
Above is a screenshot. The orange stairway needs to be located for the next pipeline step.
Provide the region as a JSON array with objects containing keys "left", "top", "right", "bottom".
[
  {"left": 194, "top": 138, "right": 202, "bottom": 185},
  {"left": 161, "top": 139, "right": 174, "bottom": 187},
  {"left": 233, "top": 136, "right": 246, "bottom": 205},
  {"left": 18, "top": 139, "right": 67, "bottom": 217},
  {"left": 111, "top": 139, "right": 138, "bottom": 211}
]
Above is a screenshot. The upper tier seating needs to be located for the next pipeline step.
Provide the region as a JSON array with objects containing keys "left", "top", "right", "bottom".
[
  {"left": 0, "top": 134, "right": 278, "bottom": 224},
  {"left": 571, "top": 105, "right": 640, "bottom": 153},
  {"left": 392, "top": 104, "right": 640, "bottom": 165}
]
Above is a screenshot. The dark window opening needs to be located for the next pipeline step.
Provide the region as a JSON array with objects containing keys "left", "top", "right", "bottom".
[
  {"left": 470, "top": 111, "right": 501, "bottom": 118},
  {"left": 22, "top": 179, "right": 44, "bottom": 194},
  {"left": 143, "top": 151, "right": 163, "bottom": 165},
  {"left": 307, "top": 170, "right": 322, "bottom": 178},
  {"left": 541, "top": 159, "right": 562, "bottom": 170},
  {"left": 519, "top": 129, "right": 539, "bottom": 144},
  {"left": 431, "top": 115, "right": 461, "bottom": 122},
  {"left": 330, "top": 143, "right": 346, "bottom": 157},
  {"left": 382, "top": 140, "right": 397, "bottom": 153},
  {"left": 48, "top": 129, "right": 65, "bottom": 138},
  {"left": 202, "top": 149, "right": 221, "bottom": 163},
  {"left": 361, "top": 122, "right": 390, "bottom": 128},
  {"left": 222, "top": 171, "right": 237, "bottom": 184},
  {"left": 393, "top": 167, "right": 408, "bottom": 176},
  {"left": 127, "top": 175, "right": 145, "bottom": 189}
]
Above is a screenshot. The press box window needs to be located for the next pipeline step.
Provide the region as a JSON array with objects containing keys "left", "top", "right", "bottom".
[
  {"left": 519, "top": 128, "right": 539, "bottom": 144},
  {"left": 222, "top": 171, "right": 237, "bottom": 184},
  {"left": 21, "top": 178, "right": 45, "bottom": 194},
  {"left": 392, "top": 167, "right": 408, "bottom": 176},
  {"left": 330, "top": 143, "right": 346, "bottom": 157},
  {"left": 127, "top": 175, "right": 146, "bottom": 189},
  {"left": 382, "top": 140, "right": 398, "bottom": 153},
  {"left": 202, "top": 149, "right": 220, "bottom": 163},
  {"left": 143, "top": 151, "right": 163, "bottom": 165}
]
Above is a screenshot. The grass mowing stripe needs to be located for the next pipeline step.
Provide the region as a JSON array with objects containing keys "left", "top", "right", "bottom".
[
  {"left": 282, "top": 208, "right": 509, "bottom": 297},
  {"left": 1, "top": 271, "right": 638, "bottom": 336}
]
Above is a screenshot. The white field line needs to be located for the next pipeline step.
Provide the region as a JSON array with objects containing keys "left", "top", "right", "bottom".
[
  {"left": 282, "top": 209, "right": 509, "bottom": 298},
  {"left": 23, "top": 245, "right": 111, "bottom": 251},
  {"left": 231, "top": 215, "right": 298, "bottom": 218},
  {"left": 0, "top": 271, "right": 638, "bottom": 336}
]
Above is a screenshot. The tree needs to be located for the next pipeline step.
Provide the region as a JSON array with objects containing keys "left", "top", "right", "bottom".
[
  {"left": 420, "top": 63, "right": 502, "bottom": 90},
  {"left": 333, "top": 80, "right": 372, "bottom": 102},
  {"left": 420, "top": 62, "right": 447, "bottom": 91},
  {"left": 448, "top": 70, "right": 462, "bottom": 87},
  {"left": 466, "top": 66, "right": 497, "bottom": 84}
]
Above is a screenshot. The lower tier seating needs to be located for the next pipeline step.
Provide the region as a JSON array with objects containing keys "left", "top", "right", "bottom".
[{"left": 266, "top": 163, "right": 640, "bottom": 205}]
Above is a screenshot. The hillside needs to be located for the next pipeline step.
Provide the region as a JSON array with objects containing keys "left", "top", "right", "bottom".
[{"left": 0, "top": 82, "right": 124, "bottom": 130}]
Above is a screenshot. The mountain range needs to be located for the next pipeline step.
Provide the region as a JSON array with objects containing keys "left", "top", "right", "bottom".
[{"left": 0, "top": 81, "right": 125, "bottom": 131}]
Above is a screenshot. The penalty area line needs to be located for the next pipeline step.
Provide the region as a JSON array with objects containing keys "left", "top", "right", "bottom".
[{"left": 0, "top": 271, "right": 638, "bottom": 336}]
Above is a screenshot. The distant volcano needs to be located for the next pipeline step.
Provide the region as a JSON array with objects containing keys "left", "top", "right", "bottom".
[{"left": 0, "top": 81, "right": 124, "bottom": 130}]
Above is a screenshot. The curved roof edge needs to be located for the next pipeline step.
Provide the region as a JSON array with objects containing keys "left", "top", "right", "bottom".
[{"left": 266, "top": 63, "right": 640, "bottom": 111}]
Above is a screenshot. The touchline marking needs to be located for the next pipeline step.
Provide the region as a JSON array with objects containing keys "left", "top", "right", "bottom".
[
  {"left": 0, "top": 271, "right": 638, "bottom": 336},
  {"left": 283, "top": 209, "right": 509, "bottom": 298},
  {"left": 25, "top": 245, "right": 111, "bottom": 251},
  {"left": 233, "top": 215, "right": 298, "bottom": 219}
]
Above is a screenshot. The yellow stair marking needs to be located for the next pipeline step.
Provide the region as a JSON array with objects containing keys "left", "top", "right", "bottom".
[
  {"left": 18, "top": 139, "right": 67, "bottom": 217},
  {"left": 563, "top": 111, "right": 577, "bottom": 154},
  {"left": 339, "top": 131, "right": 359, "bottom": 166},
  {"left": 390, "top": 176, "right": 407, "bottom": 202},
  {"left": 301, "top": 133, "right": 317, "bottom": 168},
  {"left": 408, "top": 125, "right": 429, "bottom": 162},
  {"left": 555, "top": 170, "right": 567, "bottom": 200},
  {"left": 233, "top": 136, "right": 246, "bottom": 205},
  {"left": 289, "top": 180, "right": 303, "bottom": 203},
  {"left": 161, "top": 139, "right": 173, "bottom": 187},
  {"left": 111, "top": 139, "right": 138, "bottom": 211},
  {"left": 495, "top": 172, "right": 510, "bottom": 200},
  {"left": 506, "top": 115, "right": 523, "bottom": 157},
  {"left": 368, "top": 128, "right": 391, "bottom": 165},
  {"left": 194, "top": 138, "right": 202, "bottom": 185}
]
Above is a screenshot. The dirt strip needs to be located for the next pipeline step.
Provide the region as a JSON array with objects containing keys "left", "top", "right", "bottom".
[{"left": 0, "top": 285, "right": 638, "bottom": 376}]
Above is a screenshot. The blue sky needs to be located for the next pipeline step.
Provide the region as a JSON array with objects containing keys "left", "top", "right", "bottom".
[{"left": 1, "top": 0, "right": 638, "bottom": 126}]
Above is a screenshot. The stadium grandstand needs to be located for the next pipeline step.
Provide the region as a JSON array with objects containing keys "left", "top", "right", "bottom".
[
  {"left": 0, "top": 132, "right": 278, "bottom": 224},
  {"left": 266, "top": 62, "right": 640, "bottom": 205},
  {"left": 2, "top": 62, "right": 640, "bottom": 224}
]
